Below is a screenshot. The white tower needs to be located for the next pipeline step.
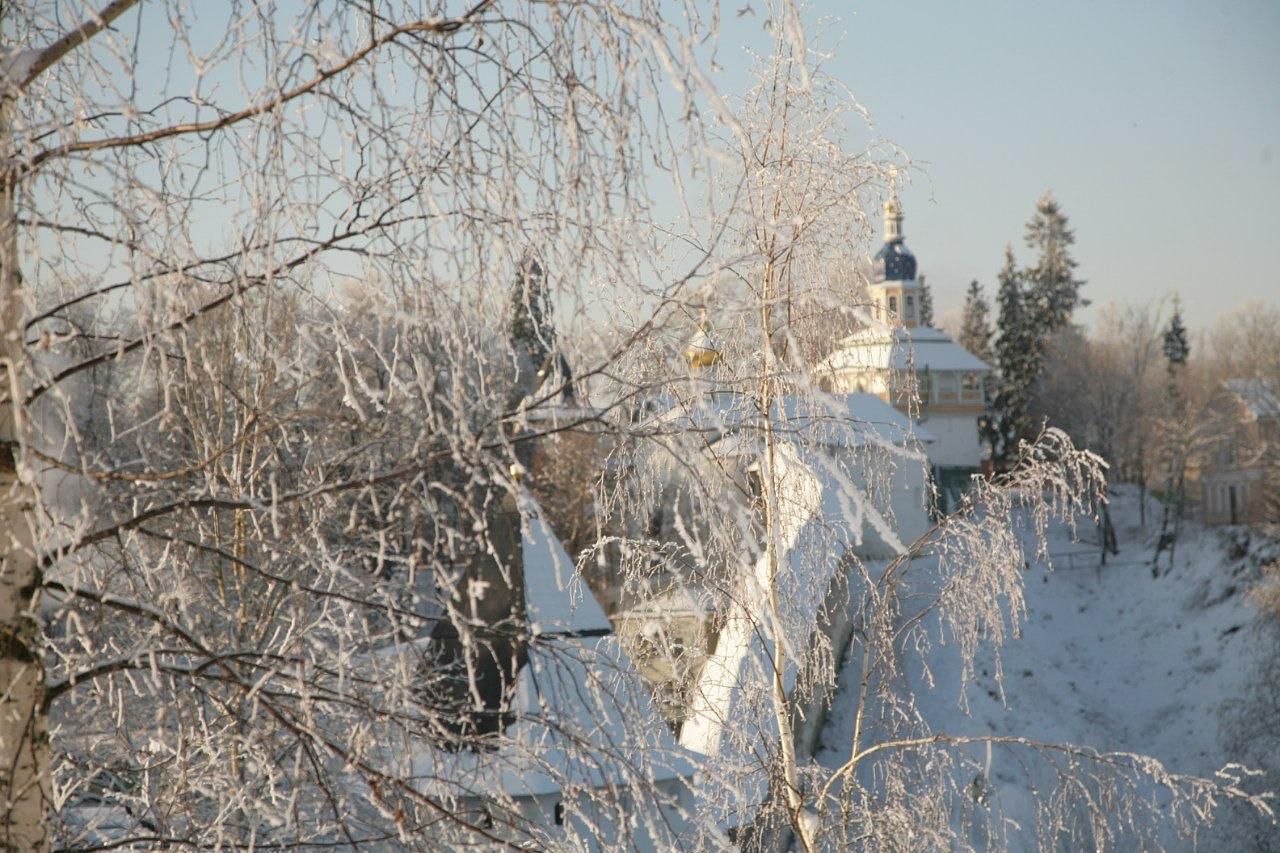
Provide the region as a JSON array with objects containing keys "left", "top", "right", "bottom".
[{"left": 868, "top": 194, "right": 922, "bottom": 329}]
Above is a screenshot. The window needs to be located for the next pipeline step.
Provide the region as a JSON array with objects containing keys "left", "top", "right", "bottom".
[
  {"left": 961, "top": 372, "right": 983, "bottom": 403},
  {"left": 935, "top": 371, "right": 959, "bottom": 403},
  {"left": 554, "top": 801, "right": 566, "bottom": 826},
  {"left": 888, "top": 295, "right": 898, "bottom": 315}
]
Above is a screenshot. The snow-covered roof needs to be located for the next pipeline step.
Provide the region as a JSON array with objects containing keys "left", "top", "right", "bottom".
[
  {"left": 822, "top": 325, "right": 992, "bottom": 374},
  {"left": 678, "top": 440, "right": 905, "bottom": 826},
  {"left": 651, "top": 391, "right": 934, "bottom": 447},
  {"left": 1224, "top": 378, "right": 1280, "bottom": 420},
  {"left": 513, "top": 493, "right": 694, "bottom": 790},
  {"left": 409, "top": 635, "right": 696, "bottom": 799},
  {"left": 776, "top": 392, "right": 937, "bottom": 446},
  {"left": 615, "top": 585, "right": 710, "bottom": 619},
  {"left": 402, "top": 493, "right": 695, "bottom": 802},
  {"left": 520, "top": 352, "right": 600, "bottom": 426},
  {"left": 518, "top": 491, "right": 611, "bottom": 636},
  {"left": 502, "top": 635, "right": 696, "bottom": 794}
]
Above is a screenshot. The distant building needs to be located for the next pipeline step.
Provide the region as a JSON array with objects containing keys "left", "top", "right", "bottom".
[
  {"left": 1200, "top": 378, "right": 1280, "bottom": 526},
  {"left": 649, "top": 360, "right": 935, "bottom": 562},
  {"left": 817, "top": 195, "right": 991, "bottom": 512}
]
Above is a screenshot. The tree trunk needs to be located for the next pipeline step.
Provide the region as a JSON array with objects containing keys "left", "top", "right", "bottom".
[
  {"left": 1138, "top": 467, "right": 1146, "bottom": 527},
  {"left": 757, "top": 257, "right": 814, "bottom": 853},
  {"left": 0, "top": 97, "right": 50, "bottom": 850}
]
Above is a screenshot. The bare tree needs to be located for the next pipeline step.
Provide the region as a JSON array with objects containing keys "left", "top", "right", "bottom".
[{"left": 1030, "top": 301, "right": 1167, "bottom": 544}]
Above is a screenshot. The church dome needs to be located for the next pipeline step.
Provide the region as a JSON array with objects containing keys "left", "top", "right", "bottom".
[
  {"left": 871, "top": 240, "right": 917, "bottom": 283},
  {"left": 684, "top": 309, "right": 723, "bottom": 369}
]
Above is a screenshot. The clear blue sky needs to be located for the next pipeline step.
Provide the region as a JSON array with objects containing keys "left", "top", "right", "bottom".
[
  {"left": 59, "top": 1, "right": 1277, "bottom": 335},
  {"left": 725, "top": 0, "right": 1280, "bottom": 330}
]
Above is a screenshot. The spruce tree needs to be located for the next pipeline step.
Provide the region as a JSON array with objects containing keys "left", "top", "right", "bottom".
[
  {"left": 509, "top": 251, "right": 553, "bottom": 400},
  {"left": 511, "top": 252, "right": 551, "bottom": 356},
  {"left": 1154, "top": 301, "right": 1191, "bottom": 573},
  {"left": 984, "top": 247, "right": 1044, "bottom": 467},
  {"left": 918, "top": 275, "right": 934, "bottom": 328},
  {"left": 1162, "top": 308, "right": 1190, "bottom": 367},
  {"left": 958, "top": 279, "right": 993, "bottom": 363},
  {"left": 1024, "top": 190, "right": 1085, "bottom": 335}
]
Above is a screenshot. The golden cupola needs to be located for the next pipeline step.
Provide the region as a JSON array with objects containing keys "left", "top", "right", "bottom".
[{"left": 684, "top": 309, "right": 723, "bottom": 369}]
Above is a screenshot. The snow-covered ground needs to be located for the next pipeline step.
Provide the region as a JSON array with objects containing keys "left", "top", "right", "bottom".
[{"left": 817, "top": 486, "right": 1279, "bottom": 850}]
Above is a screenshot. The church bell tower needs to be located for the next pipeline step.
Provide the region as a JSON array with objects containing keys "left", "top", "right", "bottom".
[{"left": 868, "top": 194, "right": 922, "bottom": 329}]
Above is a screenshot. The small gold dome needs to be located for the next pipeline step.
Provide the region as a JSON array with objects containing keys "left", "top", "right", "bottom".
[{"left": 684, "top": 311, "right": 722, "bottom": 369}]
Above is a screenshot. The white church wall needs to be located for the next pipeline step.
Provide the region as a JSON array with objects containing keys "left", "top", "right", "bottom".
[
  {"left": 840, "top": 443, "right": 931, "bottom": 559},
  {"left": 917, "top": 412, "right": 984, "bottom": 470}
]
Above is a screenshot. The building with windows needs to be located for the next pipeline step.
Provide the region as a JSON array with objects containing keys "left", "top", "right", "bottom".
[
  {"left": 817, "top": 196, "right": 991, "bottom": 512},
  {"left": 1201, "top": 378, "right": 1279, "bottom": 526}
]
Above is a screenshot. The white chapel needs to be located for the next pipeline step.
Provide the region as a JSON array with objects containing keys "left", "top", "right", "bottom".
[{"left": 818, "top": 195, "right": 991, "bottom": 511}]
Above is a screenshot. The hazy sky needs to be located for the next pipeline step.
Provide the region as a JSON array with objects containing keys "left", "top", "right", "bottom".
[{"left": 748, "top": 0, "right": 1280, "bottom": 331}]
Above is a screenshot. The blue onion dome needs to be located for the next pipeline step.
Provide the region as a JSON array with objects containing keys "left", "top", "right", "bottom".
[
  {"left": 872, "top": 197, "right": 917, "bottom": 282},
  {"left": 872, "top": 240, "right": 917, "bottom": 283}
]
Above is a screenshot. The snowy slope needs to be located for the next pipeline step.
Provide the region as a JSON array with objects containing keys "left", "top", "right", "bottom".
[{"left": 817, "top": 486, "right": 1277, "bottom": 850}]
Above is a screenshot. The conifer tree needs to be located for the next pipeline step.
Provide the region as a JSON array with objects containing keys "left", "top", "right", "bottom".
[
  {"left": 510, "top": 252, "right": 553, "bottom": 400},
  {"left": 1154, "top": 301, "right": 1191, "bottom": 573},
  {"left": 958, "top": 279, "right": 993, "bottom": 363},
  {"left": 918, "top": 274, "right": 934, "bottom": 327},
  {"left": 1024, "top": 190, "right": 1085, "bottom": 334},
  {"left": 984, "top": 247, "right": 1044, "bottom": 467},
  {"left": 1162, "top": 308, "right": 1190, "bottom": 367}
]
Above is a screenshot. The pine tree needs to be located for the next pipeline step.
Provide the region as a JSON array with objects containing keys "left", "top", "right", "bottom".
[
  {"left": 1024, "top": 191, "right": 1085, "bottom": 335},
  {"left": 511, "top": 252, "right": 551, "bottom": 357},
  {"left": 1154, "top": 301, "right": 1191, "bottom": 574},
  {"left": 509, "top": 251, "right": 553, "bottom": 400},
  {"left": 1162, "top": 309, "right": 1190, "bottom": 367},
  {"left": 984, "top": 247, "right": 1044, "bottom": 467},
  {"left": 918, "top": 274, "right": 934, "bottom": 328},
  {"left": 958, "top": 279, "right": 993, "bottom": 363}
]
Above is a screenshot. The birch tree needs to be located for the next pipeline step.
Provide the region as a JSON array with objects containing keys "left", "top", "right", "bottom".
[{"left": 0, "top": 1, "right": 736, "bottom": 847}]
